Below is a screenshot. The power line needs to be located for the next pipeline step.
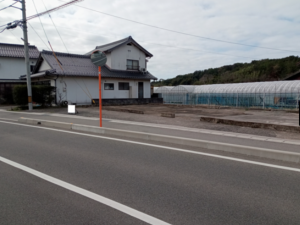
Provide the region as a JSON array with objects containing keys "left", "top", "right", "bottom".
[
  {"left": 2, "top": 1, "right": 292, "bottom": 62},
  {"left": 28, "top": 22, "right": 256, "bottom": 60},
  {"left": 28, "top": 22, "right": 50, "bottom": 50},
  {"left": 8, "top": 29, "right": 22, "bottom": 44},
  {"left": 40, "top": 0, "right": 93, "bottom": 100},
  {"left": 2, "top": 0, "right": 298, "bottom": 55},
  {"left": 144, "top": 42, "right": 253, "bottom": 60},
  {"left": 27, "top": 0, "right": 83, "bottom": 21},
  {"left": 0, "top": 1, "right": 18, "bottom": 12},
  {"left": 40, "top": 0, "right": 68, "bottom": 52},
  {"left": 0, "top": 0, "right": 82, "bottom": 34},
  {"left": 58, "top": 0, "right": 300, "bottom": 54},
  {"left": 0, "top": 27, "right": 6, "bottom": 33},
  {"left": 31, "top": 0, "right": 50, "bottom": 42}
]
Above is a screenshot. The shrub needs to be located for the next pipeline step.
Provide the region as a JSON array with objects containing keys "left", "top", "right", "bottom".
[
  {"left": 33, "top": 85, "right": 55, "bottom": 106},
  {"left": 13, "top": 85, "right": 28, "bottom": 105},
  {"left": 13, "top": 85, "right": 56, "bottom": 106}
]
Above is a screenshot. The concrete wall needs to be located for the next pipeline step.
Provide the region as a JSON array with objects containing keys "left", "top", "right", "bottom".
[
  {"left": 52, "top": 76, "right": 151, "bottom": 104},
  {"left": 0, "top": 57, "right": 37, "bottom": 79},
  {"left": 110, "top": 44, "right": 146, "bottom": 71}
]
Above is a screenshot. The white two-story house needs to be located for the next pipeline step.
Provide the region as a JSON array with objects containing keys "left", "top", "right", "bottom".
[
  {"left": 0, "top": 43, "right": 39, "bottom": 103},
  {"left": 25, "top": 36, "right": 157, "bottom": 105}
]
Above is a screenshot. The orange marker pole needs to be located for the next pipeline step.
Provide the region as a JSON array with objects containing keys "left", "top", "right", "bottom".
[{"left": 98, "top": 66, "right": 102, "bottom": 127}]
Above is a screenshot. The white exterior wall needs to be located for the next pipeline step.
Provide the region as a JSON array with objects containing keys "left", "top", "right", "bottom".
[
  {"left": 0, "top": 57, "right": 37, "bottom": 79},
  {"left": 110, "top": 44, "right": 146, "bottom": 70},
  {"left": 39, "top": 60, "right": 51, "bottom": 71},
  {"left": 105, "top": 53, "right": 112, "bottom": 68},
  {"left": 53, "top": 76, "right": 151, "bottom": 104}
]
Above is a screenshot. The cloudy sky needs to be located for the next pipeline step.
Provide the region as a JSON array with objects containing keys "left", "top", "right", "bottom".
[{"left": 0, "top": 0, "right": 299, "bottom": 79}]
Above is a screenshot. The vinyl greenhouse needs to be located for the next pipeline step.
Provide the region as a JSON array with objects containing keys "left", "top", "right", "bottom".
[{"left": 154, "top": 81, "right": 300, "bottom": 109}]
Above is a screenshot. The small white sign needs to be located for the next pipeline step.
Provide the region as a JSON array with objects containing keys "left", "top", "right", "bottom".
[{"left": 68, "top": 105, "right": 76, "bottom": 114}]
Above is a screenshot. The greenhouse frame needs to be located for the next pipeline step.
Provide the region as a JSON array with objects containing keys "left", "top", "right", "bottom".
[{"left": 154, "top": 81, "right": 300, "bottom": 109}]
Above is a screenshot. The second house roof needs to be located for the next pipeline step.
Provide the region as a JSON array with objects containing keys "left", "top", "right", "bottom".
[
  {"left": 29, "top": 50, "right": 157, "bottom": 80},
  {"left": 85, "top": 36, "right": 153, "bottom": 57}
]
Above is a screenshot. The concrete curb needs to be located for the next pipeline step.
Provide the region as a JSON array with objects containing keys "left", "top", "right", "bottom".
[
  {"left": 103, "top": 108, "right": 144, "bottom": 114},
  {"left": 18, "top": 117, "right": 300, "bottom": 164},
  {"left": 200, "top": 117, "right": 300, "bottom": 134}
]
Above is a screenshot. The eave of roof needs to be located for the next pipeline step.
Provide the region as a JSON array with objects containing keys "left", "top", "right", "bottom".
[
  {"left": 20, "top": 69, "right": 56, "bottom": 80},
  {"left": 0, "top": 79, "right": 26, "bottom": 83},
  {"left": 31, "top": 67, "right": 157, "bottom": 80}
]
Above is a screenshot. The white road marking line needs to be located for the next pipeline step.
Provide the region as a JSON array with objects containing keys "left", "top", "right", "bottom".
[
  {"left": 1, "top": 120, "right": 300, "bottom": 173},
  {"left": 0, "top": 118, "right": 18, "bottom": 121},
  {"left": 0, "top": 156, "right": 170, "bottom": 225}
]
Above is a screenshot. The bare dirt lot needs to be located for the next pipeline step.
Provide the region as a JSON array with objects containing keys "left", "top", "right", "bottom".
[{"left": 4, "top": 103, "right": 298, "bottom": 140}]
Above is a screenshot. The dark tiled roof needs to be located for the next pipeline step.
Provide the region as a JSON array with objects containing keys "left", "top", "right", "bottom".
[
  {"left": 32, "top": 50, "right": 157, "bottom": 80},
  {"left": 85, "top": 36, "right": 153, "bottom": 57},
  {"left": 86, "top": 37, "right": 129, "bottom": 54},
  {"left": 0, "top": 43, "right": 40, "bottom": 59}
]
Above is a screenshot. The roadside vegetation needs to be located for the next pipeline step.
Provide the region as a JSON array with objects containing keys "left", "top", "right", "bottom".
[
  {"left": 152, "top": 56, "right": 300, "bottom": 86},
  {"left": 13, "top": 85, "right": 55, "bottom": 107}
]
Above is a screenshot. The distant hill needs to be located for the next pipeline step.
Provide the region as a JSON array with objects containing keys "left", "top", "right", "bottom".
[{"left": 152, "top": 56, "right": 300, "bottom": 86}]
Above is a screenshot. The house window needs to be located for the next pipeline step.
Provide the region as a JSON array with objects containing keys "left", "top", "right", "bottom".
[
  {"left": 30, "top": 65, "right": 34, "bottom": 72},
  {"left": 119, "top": 82, "right": 129, "bottom": 90},
  {"left": 104, "top": 83, "right": 114, "bottom": 90},
  {"left": 127, "top": 60, "right": 139, "bottom": 70}
]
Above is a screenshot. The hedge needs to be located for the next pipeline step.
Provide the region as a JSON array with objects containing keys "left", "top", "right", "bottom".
[{"left": 13, "top": 85, "right": 55, "bottom": 106}]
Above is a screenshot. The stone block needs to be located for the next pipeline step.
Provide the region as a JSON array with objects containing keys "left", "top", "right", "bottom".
[{"left": 161, "top": 113, "right": 175, "bottom": 118}]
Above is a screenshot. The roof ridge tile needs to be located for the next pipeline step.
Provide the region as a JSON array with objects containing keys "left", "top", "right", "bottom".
[{"left": 42, "top": 50, "right": 90, "bottom": 59}]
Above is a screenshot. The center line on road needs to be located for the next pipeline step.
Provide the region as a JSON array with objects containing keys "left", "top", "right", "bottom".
[
  {"left": 0, "top": 156, "right": 170, "bottom": 225},
  {"left": 1, "top": 120, "right": 300, "bottom": 173}
]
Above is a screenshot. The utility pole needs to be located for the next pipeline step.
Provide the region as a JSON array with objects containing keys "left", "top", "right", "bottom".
[{"left": 21, "top": 0, "right": 33, "bottom": 110}]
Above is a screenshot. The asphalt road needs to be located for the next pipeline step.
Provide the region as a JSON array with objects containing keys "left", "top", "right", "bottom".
[
  {"left": 0, "top": 110, "right": 300, "bottom": 153},
  {"left": 1, "top": 121, "right": 300, "bottom": 224}
]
